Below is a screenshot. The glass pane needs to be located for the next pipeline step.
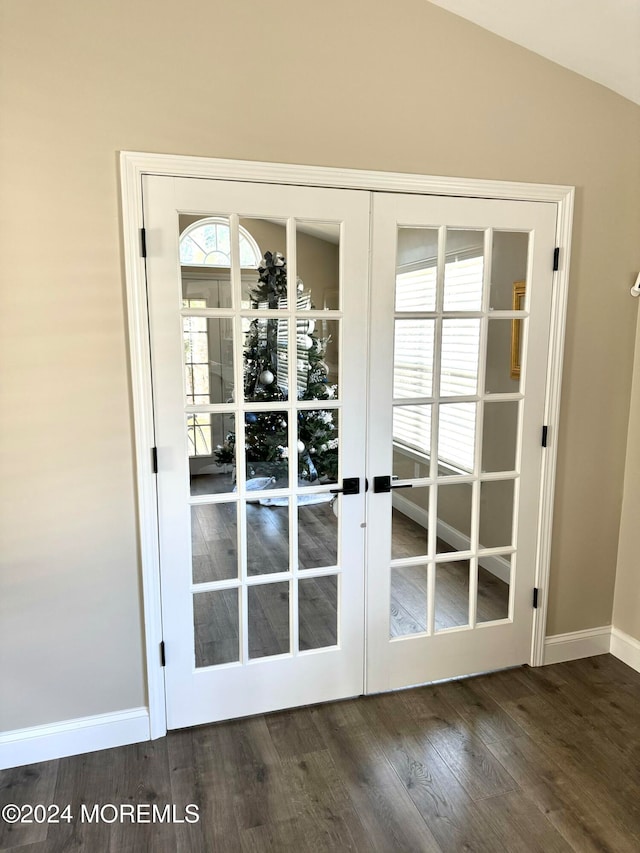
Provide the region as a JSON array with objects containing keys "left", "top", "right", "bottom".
[
  {"left": 191, "top": 503, "right": 238, "bottom": 583},
  {"left": 482, "top": 402, "right": 519, "bottom": 473},
  {"left": 189, "top": 413, "right": 235, "bottom": 496},
  {"left": 510, "top": 310, "right": 525, "bottom": 384},
  {"left": 477, "top": 555, "right": 511, "bottom": 623},
  {"left": 243, "top": 318, "right": 289, "bottom": 402},
  {"left": 298, "top": 409, "right": 338, "bottom": 486},
  {"left": 490, "top": 231, "right": 529, "bottom": 311},
  {"left": 394, "top": 320, "right": 434, "bottom": 399},
  {"left": 246, "top": 501, "right": 289, "bottom": 576},
  {"left": 390, "top": 564, "right": 429, "bottom": 637},
  {"left": 180, "top": 215, "right": 235, "bottom": 268},
  {"left": 182, "top": 273, "right": 232, "bottom": 309},
  {"left": 443, "top": 230, "right": 484, "bottom": 312},
  {"left": 183, "top": 317, "right": 234, "bottom": 404},
  {"left": 396, "top": 228, "right": 438, "bottom": 311},
  {"left": 298, "top": 500, "right": 337, "bottom": 569},
  {"left": 194, "top": 588, "right": 239, "bottom": 667},
  {"left": 486, "top": 319, "right": 523, "bottom": 394},
  {"left": 437, "top": 402, "right": 476, "bottom": 475},
  {"left": 298, "top": 575, "right": 338, "bottom": 650},
  {"left": 187, "top": 412, "right": 212, "bottom": 459},
  {"left": 239, "top": 218, "right": 288, "bottom": 309},
  {"left": 479, "top": 480, "right": 515, "bottom": 549},
  {"left": 391, "top": 488, "right": 429, "bottom": 559},
  {"left": 245, "top": 411, "right": 288, "bottom": 486},
  {"left": 393, "top": 406, "right": 431, "bottom": 479},
  {"left": 296, "top": 221, "right": 340, "bottom": 310},
  {"left": 248, "top": 582, "right": 290, "bottom": 658},
  {"left": 436, "top": 483, "right": 472, "bottom": 554},
  {"left": 180, "top": 233, "right": 206, "bottom": 266},
  {"left": 440, "top": 319, "right": 480, "bottom": 396},
  {"left": 297, "top": 319, "right": 339, "bottom": 401},
  {"left": 435, "top": 561, "right": 470, "bottom": 631}
]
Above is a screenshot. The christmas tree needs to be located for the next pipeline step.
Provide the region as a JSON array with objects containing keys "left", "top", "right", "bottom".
[{"left": 215, "top": 251, "right": 338, "bottom": 486}]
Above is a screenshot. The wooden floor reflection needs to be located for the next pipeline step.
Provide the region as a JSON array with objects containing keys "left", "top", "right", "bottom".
[{"left": 191, "top": 501, "right": 509, "bottom": 664}]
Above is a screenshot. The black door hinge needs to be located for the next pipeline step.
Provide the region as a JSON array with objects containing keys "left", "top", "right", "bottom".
[
  {"left": 533, "top": 588, "right": 539, "bottom": 608},
  {"left": 553, "top": 247, "right": 560, "bottom": 271},
  {"left": 151, "top": 446, "right": 158, "bottom": 473},
  {"left": 140, "top": 228, "right": 147, "bottom": 258},
  {"left": 541, "top": 425, "right": 548, "bottom": 448},
  {"left": 160, "top": 641, "right": 166, "bottom": 667}
]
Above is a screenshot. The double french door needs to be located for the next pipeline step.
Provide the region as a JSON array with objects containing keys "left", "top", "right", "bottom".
[{"left": 142, "top": 174, "right": 556, "bottom": 730}]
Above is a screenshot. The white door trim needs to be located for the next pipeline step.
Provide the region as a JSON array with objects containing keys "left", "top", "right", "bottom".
[{"left": 120, "top": 151, "right": 574, "bottom": 738}]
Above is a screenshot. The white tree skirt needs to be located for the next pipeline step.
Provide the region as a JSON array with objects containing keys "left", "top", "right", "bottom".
[
  {"left": 259, "top": 493, "right": 333, "bottom": 507},
  {"left": 241, "top": 477, "right": 333, "bottom": 506}
]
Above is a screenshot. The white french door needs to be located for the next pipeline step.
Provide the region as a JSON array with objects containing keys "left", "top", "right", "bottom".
[
  {"left": 140, "top": 172, "right": 559, "bottom": 728},
  {"left": 366, "top": 192, "right": 557, "bottom": 692},
  {"left": 143, "top": 176, "right": 370, "bottom": 729}
]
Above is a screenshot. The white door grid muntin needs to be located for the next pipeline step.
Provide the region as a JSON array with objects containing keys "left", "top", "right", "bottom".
[{"left": 120, "top": 152, "right": 574, "bottom": 739}]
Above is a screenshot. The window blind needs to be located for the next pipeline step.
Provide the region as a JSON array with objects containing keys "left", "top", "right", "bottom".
[
  {"left": 272, "top": 293, "right": 313, "bottom": 395},
  {"left": 393, "top": 253, "right": 483, "bottom": 472}
]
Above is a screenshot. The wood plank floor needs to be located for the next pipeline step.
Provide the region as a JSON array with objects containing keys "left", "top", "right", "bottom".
[{"left": 2, "top": 655, "right": 640, "bottom": 852}]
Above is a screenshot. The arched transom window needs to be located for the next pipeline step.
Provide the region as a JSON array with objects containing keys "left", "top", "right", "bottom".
[{"left": 179, "top": 217, "right": 261, "bottom": 267}]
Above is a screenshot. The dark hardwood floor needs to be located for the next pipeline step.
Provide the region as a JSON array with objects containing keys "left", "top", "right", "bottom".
[{"left": 2, "top": 655, "right": 640, "bottom": 851}]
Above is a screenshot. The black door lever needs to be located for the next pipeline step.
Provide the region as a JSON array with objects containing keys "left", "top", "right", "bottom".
[
  {"left": 329, "top": 477, "right": 360, "bottom": 495},
  {"left": 373, "top": 475, "right": 414, "bottom": 494}
]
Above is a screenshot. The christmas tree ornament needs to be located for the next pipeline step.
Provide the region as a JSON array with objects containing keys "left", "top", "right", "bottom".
[
  {"left": 259, "top": 369, "right": 274, "bottom": 385},
  {"left": 297, "top": 440, "right": 305, "bottom": 454},
  {"left": 299, "top": 335, "right": 313, "bottom": 351}
]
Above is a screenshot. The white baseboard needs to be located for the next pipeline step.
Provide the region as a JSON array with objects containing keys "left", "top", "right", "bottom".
[
  {"left": 543, "top": 626, "right": 611, "bottom": 665},
  {"left": 392, "top": 490, "right": 428, "bottom": 529},
  {"left": 392, "top": 492, "right": 510, "bottom": 583},
  {"left": 610, "top": 627, "right": 640, "bottom": 673},
  {"left": 0, "top": 707, "right": 150, "bottom": 771}
]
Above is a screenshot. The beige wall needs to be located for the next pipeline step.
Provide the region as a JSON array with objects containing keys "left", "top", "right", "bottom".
[
  {"left": 614, "top": 313, "right": 640, "bottom": 642},
  {"left": 1, "top": 0, "right": 640, "bottom": 731}
]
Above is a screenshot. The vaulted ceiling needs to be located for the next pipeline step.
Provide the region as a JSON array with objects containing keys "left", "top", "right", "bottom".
[{"left": 427, "top": 0, "right": 640, "bottom": 105}]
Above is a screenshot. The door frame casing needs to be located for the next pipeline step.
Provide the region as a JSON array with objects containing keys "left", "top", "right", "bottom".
[{"left": 119, "top": 151, "right": 574, "bottom": 740}]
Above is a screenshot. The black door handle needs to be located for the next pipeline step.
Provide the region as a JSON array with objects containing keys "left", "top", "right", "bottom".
[
  {"left": 373, "top": 475, "right": 414, "bottom": 494},
  {"left": 330, "top": 477, "right": 360, "bottom": 495}
]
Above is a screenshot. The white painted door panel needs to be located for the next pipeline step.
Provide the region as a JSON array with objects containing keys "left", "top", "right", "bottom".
[
  {"left": 366, "top": 193, "right": 557, "bottom": 692},
  {"left": 143, "top": 176, "right": 370, "bottom": 729}
]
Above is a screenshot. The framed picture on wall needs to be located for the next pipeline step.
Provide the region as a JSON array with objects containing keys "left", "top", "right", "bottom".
[{"left": 511, "top": 281, "right": 526, "bottom": 379}]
